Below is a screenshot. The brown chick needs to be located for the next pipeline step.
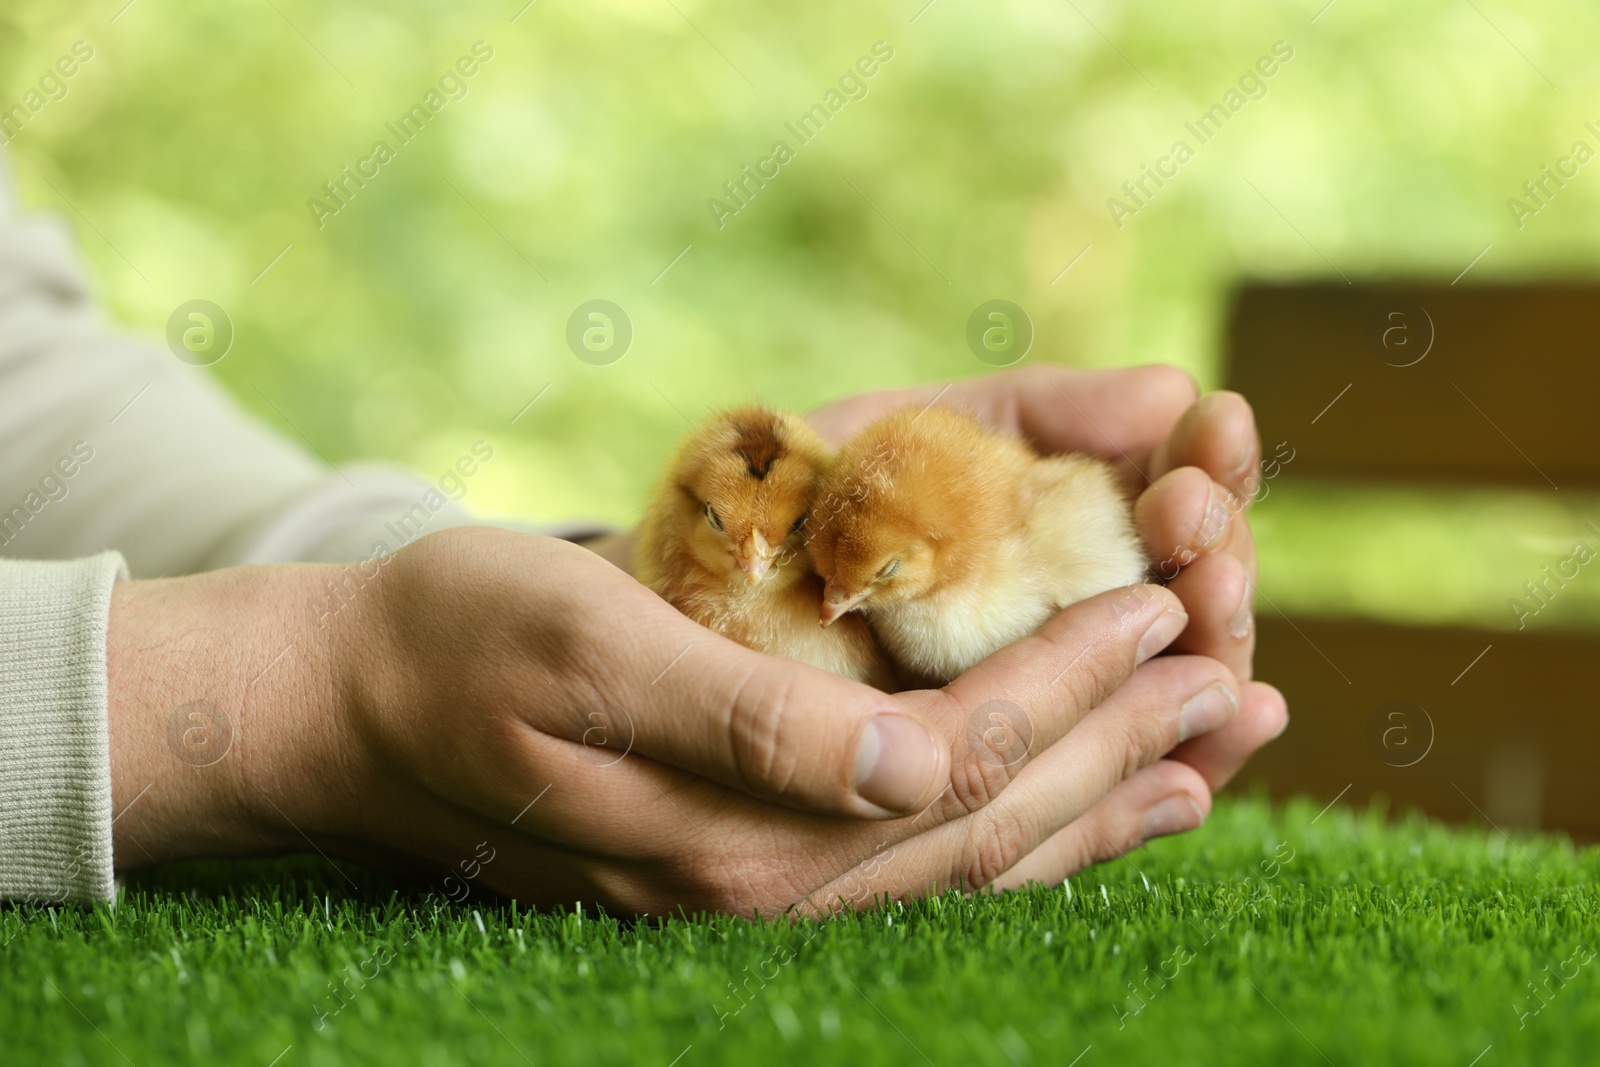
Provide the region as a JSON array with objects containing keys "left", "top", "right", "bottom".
[
  {"left": 806, "top": 405, "right": 1147, "bottom": 688},
  {"left": 635, "top": 407, "right": 896, "bottom": 690}
]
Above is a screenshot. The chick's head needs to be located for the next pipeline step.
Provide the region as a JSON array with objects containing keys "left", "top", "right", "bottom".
[
  {"left": 809, "top": 407, "right": 1005, "bottom": 625},
  {"left": 809, "top": 503, "right": 941, "bottom": 624},
  {"left": 665, "top": 408, "right": 827, "bottom": 590}
]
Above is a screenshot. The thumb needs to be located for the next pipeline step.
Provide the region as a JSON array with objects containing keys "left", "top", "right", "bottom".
[{"left": 607, "top": 622, "right": 950, "bottom": 819}]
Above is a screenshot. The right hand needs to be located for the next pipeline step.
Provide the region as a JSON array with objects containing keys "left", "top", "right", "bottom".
[
  {"left": 109, "top": 525, "right": 1244, "bottom": 913},
  {"left": 805, "top": 364, "right": 1289, "bottom": 884}
]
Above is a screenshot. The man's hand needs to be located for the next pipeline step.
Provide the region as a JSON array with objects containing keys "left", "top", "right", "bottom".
[
  {"left": 806, "top": 364, "right": 1288, "bottom": 882},
  {"left": 105, "top": 524, "right": 1243, "bottom": 914}
]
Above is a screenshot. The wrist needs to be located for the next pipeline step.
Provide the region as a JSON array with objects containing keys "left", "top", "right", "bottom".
[{"left": 106, "top": 562, "right": 350, "bottom": 869}]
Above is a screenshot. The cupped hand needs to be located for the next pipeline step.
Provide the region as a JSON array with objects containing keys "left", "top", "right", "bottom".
[
  {"left": 107, "top": 525, "right": 1243, "bottom": 914},
  {"left": 806, "top": 364, "right": 1288, "bottom": 844}
]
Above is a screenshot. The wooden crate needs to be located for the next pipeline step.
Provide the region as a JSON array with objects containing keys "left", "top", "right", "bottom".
[{"left": 1223, "top": 282, "right": 1600, "bottom": 836}]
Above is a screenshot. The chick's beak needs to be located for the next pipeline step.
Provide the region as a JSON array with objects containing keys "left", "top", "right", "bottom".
[
  {"left": 737, "top": 530, "right": 773, "bottom": 587},
  {"left": 820, "top": 583, "right": 868, "bottom": 627}
]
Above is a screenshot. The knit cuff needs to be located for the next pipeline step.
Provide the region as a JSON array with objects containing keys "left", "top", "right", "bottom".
[{"left": 0, "top": 551, "right": 126, "bottom": 903}]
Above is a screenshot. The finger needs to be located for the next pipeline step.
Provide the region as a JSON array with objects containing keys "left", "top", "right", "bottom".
[
  {"left": 1164, "top": 549, "right": 1254, "bottom": 681},
  {"left": 610, "top": 628, "right": 952, "bottom": 820},
  {"left": 1135, "top": 466, "right": 1236, "bottom": 579},
  {"left": 812, "top": 654, "right": 1240, "bottom": 905},
  {"left": 1149, "top": 391, "right": 1261, "bottom": 502},
  {"left": 1132, "top": 463, "right": 1259, "bottom": 677},
  {"left": 896, "top": 583, "right": 1192, "bottom": 827},
  {"left": 989, "top": 758, "right": 1211, "bottom": 892},
  {"left": 1167, "top": 680, "right": 1287, "bottom": 791},
  {"left": 806, "top": 364, "right": 1197, "bottom": 476},
  {"left": 996, "top": 364, "right": 1197, "bottom": 480}
]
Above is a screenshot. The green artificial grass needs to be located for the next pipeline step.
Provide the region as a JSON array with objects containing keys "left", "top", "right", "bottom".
[{"left": 4, "top": 795, "right": 1596, "bottom": 1066}]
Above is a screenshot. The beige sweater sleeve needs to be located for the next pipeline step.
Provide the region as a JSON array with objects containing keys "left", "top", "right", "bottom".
[
  {"left": 0, "top": 552, "right": 124, "bottom": 902},
  {"left": 0, "top": 148, "right": 485, "bottom": 904},
  {"left": 0, "top": 150, "right": 615, "bottom": 903}
]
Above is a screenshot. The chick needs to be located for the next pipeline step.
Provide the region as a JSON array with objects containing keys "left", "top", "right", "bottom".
[
  {"left": 807, "top": 406, "right": 1147, "bottom": 688},
  {"left": 635, "top": 407, "right": 896, "bottom": 690}
]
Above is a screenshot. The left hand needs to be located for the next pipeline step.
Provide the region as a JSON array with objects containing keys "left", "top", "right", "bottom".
[{"left": 805, "top": 364, "right": 1287, "bottom": 881}]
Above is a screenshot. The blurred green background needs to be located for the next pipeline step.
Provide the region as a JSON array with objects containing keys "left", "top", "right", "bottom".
[{"left": 5, "top": 0, "right": 1599, "bottom": 631}]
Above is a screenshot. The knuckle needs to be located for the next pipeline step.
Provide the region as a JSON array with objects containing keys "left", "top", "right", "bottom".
[
  {"left": 959, "top": 806, "right": 1032, "bottom": 892},
  {"left": 675, "top": 844, "right": 799, "bottom": 916},
  {"left": 724, "top": 670, "right": 800, "bottom": 798},
  {"left": 1120, "top": 708, "right": 1177, "bottom": 781},
  {"left": 944, "top": 694, "right": 1035, "bottom": 817},
  {"left": 946, "top": 752, "right": 1008, "bottom": 817},
  {"left": 1059, "top": 636, "right": 1130, "bottom": 716}
]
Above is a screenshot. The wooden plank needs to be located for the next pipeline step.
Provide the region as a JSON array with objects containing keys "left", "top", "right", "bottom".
[
  {"left": 1226, "top": 283, "right": 1600, "bottom": 490},
  {"left": 1228, "top": 615, "right": 1600, "bottom": 838}
]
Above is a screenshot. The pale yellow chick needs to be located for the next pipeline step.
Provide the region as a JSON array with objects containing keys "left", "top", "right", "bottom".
[{"left": 807, "top": 406, "right": 1147, "bottom": 688}]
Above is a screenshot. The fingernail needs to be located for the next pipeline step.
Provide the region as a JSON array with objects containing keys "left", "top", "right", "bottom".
[
  {"left": 1136, "top": 610, "right": 1188, "bottom": 665},
  {"left": 1176, "top": 682, "right": 1239, "bottom": 742},
  {"left": 1141, "top": 794, "right": 1205, "bottom": 842},
  {"left": 1272, "top": 707, "right": 1290, "bottom": 739},
  {"left": 855, "top": 714, "right": 942, "bottom": 814},
  {"left": 1227, "top": 580, "right": 1254, "bottom": 640}
]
